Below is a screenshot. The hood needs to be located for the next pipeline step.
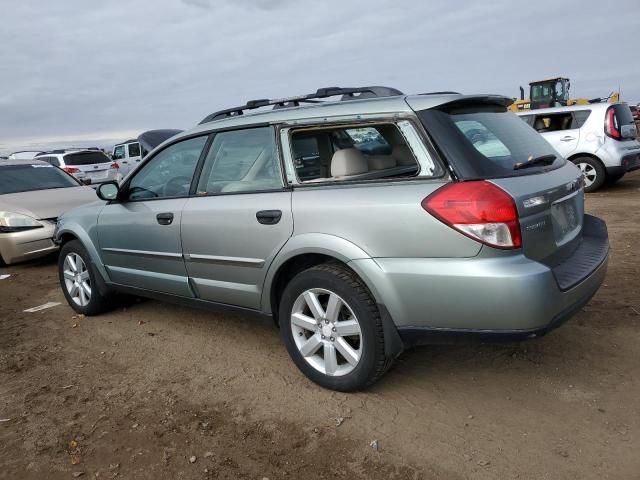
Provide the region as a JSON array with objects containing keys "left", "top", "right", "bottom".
[
  {"left": 138, "top": 129, "right": 183, "bottom": 154},
  {"left": 0, "top": 186, "right": 97, "bottom": 220}
]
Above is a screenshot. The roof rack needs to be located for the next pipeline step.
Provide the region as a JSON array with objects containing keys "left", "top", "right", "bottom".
[{"left": 199, "top": 86, "right": 404, "bottom": 124}]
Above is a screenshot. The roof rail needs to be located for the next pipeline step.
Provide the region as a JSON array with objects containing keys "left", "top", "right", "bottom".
[
  {"left": 420, "top": 91, "right": 462, "bottom": 95},
  {"left": 199, "top": 86, "right": 404, "bottom": 124}
]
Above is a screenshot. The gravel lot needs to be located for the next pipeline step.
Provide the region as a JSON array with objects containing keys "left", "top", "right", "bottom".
[{"left": 1, "top": 172, "right": 639, "bottom": 480}]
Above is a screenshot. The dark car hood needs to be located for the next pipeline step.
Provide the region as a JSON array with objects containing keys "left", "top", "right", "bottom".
[{"left": 138, "top": 129, "right": 183, "bottom": 155}]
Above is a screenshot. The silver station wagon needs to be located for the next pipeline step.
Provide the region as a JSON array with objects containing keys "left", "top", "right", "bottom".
[{"left": 55, "top": 86, "right": 609, "bottom": 391}]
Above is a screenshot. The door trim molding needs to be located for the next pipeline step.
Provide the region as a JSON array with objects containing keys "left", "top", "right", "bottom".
[
  {"left": 184, "top": 253, "right": 264, "bottom": 268},
  {"left": 102, "top": 247, "right": 183, "bottom": 259}
]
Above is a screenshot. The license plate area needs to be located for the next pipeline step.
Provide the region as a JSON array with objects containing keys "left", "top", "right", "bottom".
[{"left": 551, "top": 190, "right": 583, "bottom": 246}]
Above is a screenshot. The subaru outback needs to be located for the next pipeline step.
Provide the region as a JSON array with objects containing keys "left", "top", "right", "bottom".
[{"left": 54, "top": 86, "right": 609, "bottom": 391}]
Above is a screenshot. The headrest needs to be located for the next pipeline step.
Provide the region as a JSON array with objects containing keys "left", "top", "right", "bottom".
[
  {"left": 392, "top": 144, "right": 416, "bottom": 166},
  {"left": 331, "top": 148, "right": 368, "bottom": 177},
  {"left": 533, "top": 118, "right": 546, "bottom": 130},
  {"left": 367, "top": 155, "right": 397, "bottom": 170}
]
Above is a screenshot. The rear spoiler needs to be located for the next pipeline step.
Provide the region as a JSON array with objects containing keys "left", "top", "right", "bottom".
[{"left": 406, "top": 94, "right": 514, "bottom": 113}]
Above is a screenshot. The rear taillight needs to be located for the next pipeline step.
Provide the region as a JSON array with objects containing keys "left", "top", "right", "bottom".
[
  {"left": 605, "top": 106, "right": 621, "bottom": 139},
  {"left": 110, "top": 162, "right": 119, "bottom": 169},
  {"left": 422, "top": 181, "right": 522, "bottom": 249},
  {"left": 63, "top": 167, "right": 80, "bottom": 174}
]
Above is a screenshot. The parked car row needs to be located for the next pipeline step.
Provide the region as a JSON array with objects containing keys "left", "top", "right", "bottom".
[
  {"left": 516, "top": 102, "right": 640, "bottom": 192},
  {"left": 42, "top": 86, "right": 609, "bottom": 391},
  {"left": 34, "top": 149, "right": 119, "bottom": 186}
]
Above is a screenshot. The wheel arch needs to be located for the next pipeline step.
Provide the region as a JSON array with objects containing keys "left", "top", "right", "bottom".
[
  {"left": 56, "top": 225, "right": 110, "bottom": 286},
  {"left": 567, "top": 152, "right": 605, "bottom": 168},
  {"left": 262, "top": 233, "right": 373, "bottom": 323}
]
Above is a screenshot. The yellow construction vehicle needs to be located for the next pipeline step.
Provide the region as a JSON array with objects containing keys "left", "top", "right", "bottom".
[{"left": 509, "top": 77, "right": 620, "bottom": 112}]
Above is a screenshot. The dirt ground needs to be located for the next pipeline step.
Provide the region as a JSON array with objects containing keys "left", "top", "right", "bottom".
[{"left": 1, "top": 172, "right": 639, "bottom": 480}]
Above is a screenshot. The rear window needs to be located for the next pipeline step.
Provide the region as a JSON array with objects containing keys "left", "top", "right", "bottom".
[
  {"left": 418, "top": 106, "right": 565, "bottom": 179},
  {"left": 613, "top": 104, "right": 634, "bottom": 126},
  {"left": 0, "top": 164, "right": 79, "bottom": 194},
  {"left": 64, "top": 151, "right": 111, "bottom": 166}
]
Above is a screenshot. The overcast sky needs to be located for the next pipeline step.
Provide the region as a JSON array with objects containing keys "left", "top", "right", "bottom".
[{"left": 1, "top": 0, "right": 639, "bottom": 154}]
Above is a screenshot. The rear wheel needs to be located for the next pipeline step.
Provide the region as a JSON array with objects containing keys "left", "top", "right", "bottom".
[
  {"left": 59, "top": 240, "right": 113, "bottom": 316},
  {"left": 279, "top": 264, "right": 388, "bottom": 391},
  {"left": 574, "top": 157, "right": 605, "bottom": 193}
]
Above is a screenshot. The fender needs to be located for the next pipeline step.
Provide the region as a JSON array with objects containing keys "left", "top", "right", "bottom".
[
  {"left": 260, "top": 232, "right": 372, "bottom": 314},
  {"left": 55, "top": 222, "right": 111, "bottom": 286}
]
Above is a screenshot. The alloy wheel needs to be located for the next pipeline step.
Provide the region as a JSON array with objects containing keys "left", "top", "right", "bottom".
[
  {"left": 290, "top": 288, "right": 362, "bottom": 377},
  {"left": 62, "top": 253, "right": 91, "bottom": 307},
  {"left": 577, "top": 162, "right": 597, "bottom": 188}
]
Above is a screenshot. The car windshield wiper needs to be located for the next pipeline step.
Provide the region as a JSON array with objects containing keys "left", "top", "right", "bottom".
[{"left": 513, "top": 154, "right": 557, "bottom": 170}]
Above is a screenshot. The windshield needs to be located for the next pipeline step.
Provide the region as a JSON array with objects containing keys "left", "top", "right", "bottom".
[
  {"left": 0, "top": 164, "right": 79, "bottom": 194},
  {"left": 64, "top": 151, "right": 111, "bottom": 166},
  {"left": 418, "top": 106, "right": 565, "bottom": 179}
]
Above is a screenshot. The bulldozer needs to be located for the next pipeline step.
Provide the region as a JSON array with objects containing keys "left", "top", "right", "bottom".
[{"left": 508, "top": 77, "right": 620, "bottom": 112}]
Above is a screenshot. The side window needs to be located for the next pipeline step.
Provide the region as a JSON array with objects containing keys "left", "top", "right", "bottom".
[
  {"left": 519, "top": 115, "right": 535, "bottom": 127},
  {"left": 196, "top": 127, "right": 282, "bottom": 194},
  {"left": 128, "top": 136, "right": 207, "bottom": 201},
  {"left": 532, "top": 113, "right": 574, "bottom": 133},
  {"left": 128, "top": 143, "right": 141, "bottom": 157},
  {"left": 113, "top": 145, "right": 125, "bottom": 160},
  {"left": 572, "top": 110, "right": 592, "bottom": 129},
  {"left": 290, "top": 122, "right": 421, "bottom": 183}
]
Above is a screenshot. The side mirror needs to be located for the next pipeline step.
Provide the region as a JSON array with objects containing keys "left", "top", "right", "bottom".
[
  {"left": 620, "top": 124, "right": 637, "bottom": 139},
  {"left": 81, "top": 178, "right": 92, "bottom": 185},
  {"left": 96, "top": 181, "right": 120, "bottom": 201}
]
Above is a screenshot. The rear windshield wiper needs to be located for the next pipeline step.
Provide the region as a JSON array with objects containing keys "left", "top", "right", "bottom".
[{"left": 513, "top": 154, "right": 557, "bottom": 170}]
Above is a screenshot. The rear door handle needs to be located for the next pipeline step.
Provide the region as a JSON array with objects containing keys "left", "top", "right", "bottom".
[
  {"left": 561, "top": 136, "right": 576, "bottom": 141},
  {"left": 256, "top": 210, "right": 282, "bottom": 225},
  {"left": 156, "top": 212, "right": 174, "bottom": 225}
]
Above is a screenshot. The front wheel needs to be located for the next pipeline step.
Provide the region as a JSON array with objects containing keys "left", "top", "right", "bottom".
[
  {"left": 279, "top": 264, "right": 389, "bottom": 391},
  {"left": 574, "top": 157, "right": 605, "bottom": 193},
  {"left": 58, "top": 240, "right": 113, "bottom": 316}
]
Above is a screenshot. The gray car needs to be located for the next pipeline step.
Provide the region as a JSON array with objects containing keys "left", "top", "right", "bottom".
[{"left": 54, "top": 87, "right": 609, "bottom": 391}]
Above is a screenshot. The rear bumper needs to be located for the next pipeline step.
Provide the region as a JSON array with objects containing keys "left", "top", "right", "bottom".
[
  {"left": 350, "top": 216, "right": 609, "bottom": 345},
  {"left": 605, "top": 152, "right": 640, "bottom": 175},
  {"left": 0, "top": 223, "right": 58, "bottom": 264}
]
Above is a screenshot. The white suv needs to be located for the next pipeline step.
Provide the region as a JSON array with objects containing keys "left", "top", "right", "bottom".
[
  {"left": 518, "top": 103, "right": 640, "bottom": 192},
  {"left": 112, "top": 140, "right": 142, "bottom": 177},
  {"left": 35, "top": 149, "right": 119, "bottom": 185}
]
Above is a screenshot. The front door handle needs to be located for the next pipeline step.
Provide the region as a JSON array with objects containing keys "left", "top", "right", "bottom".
[
  {"left": 256, "top": 210, "right": 282, "bottom": 225},
  {"left": 156, "top": 212, "right": 174, "bottom": 225}
]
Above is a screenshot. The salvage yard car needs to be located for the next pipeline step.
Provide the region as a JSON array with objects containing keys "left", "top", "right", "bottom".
[
  {"left": 518, "top": 103, "right": 640, "bottom": 192},
  {"left": 54, "top": 87, "right": 609, "bottom": 391},
  {"left": 35, "top": 149, "right": 120, "bottom": 186},
  {"left": 0, "top": 160, "right": 96, "bottom": 265}
]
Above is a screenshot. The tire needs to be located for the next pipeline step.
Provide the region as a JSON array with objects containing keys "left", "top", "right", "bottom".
[
  {"left": 58, "top": 240, "right": 113, "bottom": 316},
  {"left": 573, "top": 156, "right": 605, "bottom": 193},
  {"left": 279, "top": 263, "right": 389, "bottom": 391}
]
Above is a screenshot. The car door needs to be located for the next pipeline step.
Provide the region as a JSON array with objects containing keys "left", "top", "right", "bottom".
[
  {"left": 112, "top": 145, "right": 128, "bottom": 175},
  {"left": 127, "top": 142, "right": 142, "bottom": 173},
  {"left": 534, "top": 112, "right": 580, "bottom": 159},
  {"left": 97, "top": 135, "right": 209, "bottom": 296},
  {"left": 181, "top": 126, "right": 293, "bottom": 309}
]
